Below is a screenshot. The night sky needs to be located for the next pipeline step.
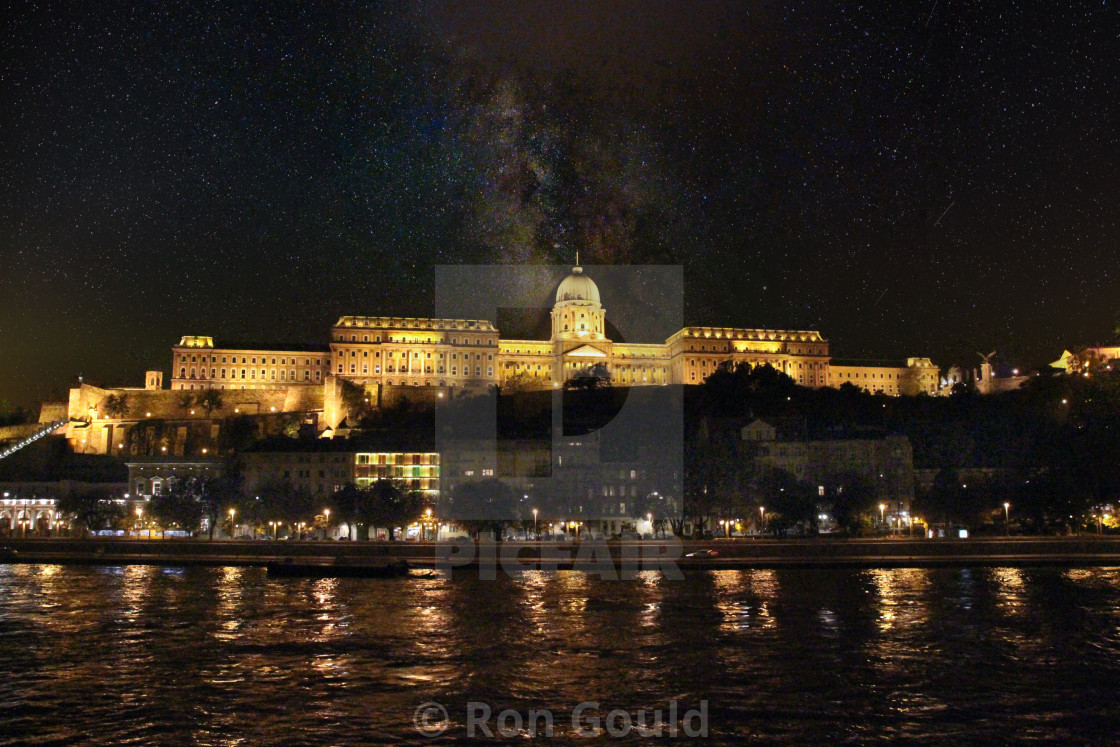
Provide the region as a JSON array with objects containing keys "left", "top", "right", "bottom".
[{"left": 3, "top": 1, "right": 1119, "bottom": 409}]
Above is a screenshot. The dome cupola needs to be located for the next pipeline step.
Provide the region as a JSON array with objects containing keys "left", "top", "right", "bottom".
[{"left": 555, "top": 266, "right": 601, "bottom": 306}]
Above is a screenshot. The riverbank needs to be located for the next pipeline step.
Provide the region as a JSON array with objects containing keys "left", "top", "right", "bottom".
[{"left": 4, "top": 536, "right": 1120, "bottom": 570}]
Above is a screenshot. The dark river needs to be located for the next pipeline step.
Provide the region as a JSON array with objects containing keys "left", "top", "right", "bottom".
[{"left": 1, "top": 564, "right": 1118, "bottom": 745}]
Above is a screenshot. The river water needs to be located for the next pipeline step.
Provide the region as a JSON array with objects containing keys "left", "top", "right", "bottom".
[{"left": 1, "top": 564, "right": 1118, "bottom": 745}]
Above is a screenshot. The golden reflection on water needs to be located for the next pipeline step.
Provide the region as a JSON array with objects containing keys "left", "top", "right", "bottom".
[
  {"left": 214, "top": 566, "right": 245, "bottom": 641},
  {"left": 992, "top": 567, "right": 1025, "bottom": 617},
  {"left": 557, "top": 569, "right": 590, "bottom": 608},
  {"left": 868, "top": 568, "right": 932, "bottom": 634},
  {"left": 636, "top": 570, "right": 663, "bottom": 629},
  {"left": 712, "top": 570, "right": 778, "bottom": 632},
  {"left": 511, "top": 570, "right": 559, "bottom": 637},
  {"left": 119, "top": 565, "right": 157, "bottom": 630},
  {"left": 1064, "top": 568, "right": 1097, "bottom": 584},
  {"left": 312, "top": 576, "right": 336, "bottom": 604}
]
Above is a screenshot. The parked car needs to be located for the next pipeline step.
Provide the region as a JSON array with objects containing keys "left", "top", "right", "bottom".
[{"left": 685, "top": 549, "right": 719, "bottom": 558}]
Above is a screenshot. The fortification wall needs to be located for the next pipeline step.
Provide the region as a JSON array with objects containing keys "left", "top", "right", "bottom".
[
  {"left": 0, "top": 424, "right": 42, "bottom": 443},
  {"left": 67, "top": 383, "right": 321, "bottom": 422}
]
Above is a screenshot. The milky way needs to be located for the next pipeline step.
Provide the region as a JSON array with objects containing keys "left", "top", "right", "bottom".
[{"left": 1, "top": 1, "right": 1118, "bottom": 407}]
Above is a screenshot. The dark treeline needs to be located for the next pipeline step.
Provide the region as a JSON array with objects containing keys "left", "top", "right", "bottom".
[
  {"left": 9, "top": 360, "right": 1119, "bottom": 539},
  {"left": 689, "top": 361, "right": 1120, "bottom": 535}
]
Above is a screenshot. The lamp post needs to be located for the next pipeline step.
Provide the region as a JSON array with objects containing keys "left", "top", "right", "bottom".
[
  {"left": 228, "top": 507, "right": 236, "bottom": 539},
  {"left": 879, "top": 503, "right": 886, "bottom": 530},
  {"left": 647, "top": 512, "right": 653, "bottom": 538},
  {"left": 759, "top": 506, "right": 765, "bottom": 537},
  {"left": 324, "top": 508, "right": 330, "bottom": 540},
  {"left": 136, "top": 506, "right": 143, "bottom": 539},
  {"left": 1003, "top": 502, "right": 1010, "bottom": 536},
  {"left": 532, "top": 508, "right": 538, "bottom": 539},
  {"left": 1097, "top": 514, "right": 1103, "bottom": 535}
]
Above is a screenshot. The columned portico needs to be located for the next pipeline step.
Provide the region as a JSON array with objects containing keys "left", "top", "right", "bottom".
[{"left": 551, "top": 265, "right": 613, "bottom": 385}]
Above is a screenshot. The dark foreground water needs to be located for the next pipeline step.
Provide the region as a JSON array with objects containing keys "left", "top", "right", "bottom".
[{"left": 1, "top": 565, "right": 1119, "bottom": 745}]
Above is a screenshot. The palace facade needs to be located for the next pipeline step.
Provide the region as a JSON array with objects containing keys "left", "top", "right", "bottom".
[{"left": 169, "top": 265, "right": 940, "bottom": 409}]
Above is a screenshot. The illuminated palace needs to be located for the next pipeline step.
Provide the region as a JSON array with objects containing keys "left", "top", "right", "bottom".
[{"left": 169, "top": 264, "right": 939, "bottom": 408}]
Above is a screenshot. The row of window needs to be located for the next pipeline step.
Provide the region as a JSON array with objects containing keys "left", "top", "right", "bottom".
[
  {"left": 342, "top": 364, "right": 493, "bottom": 377},
  {"left": 178, "top": 354, "right": 328, "bottom": 366},
  {"left": 835, "top": 370, "right": 901, "bottom": 380},
  {"left": 337, "top": 349, "right": 492, "bottom": 361},
  {"left": 179, "top": 367, "right": 322, "bottom": 382},
  {"left": 336, "top": 333, "right": 496, "bottom": 345},
  {"left": 356, "top": 453, "right": 439, "bottom": 465}
]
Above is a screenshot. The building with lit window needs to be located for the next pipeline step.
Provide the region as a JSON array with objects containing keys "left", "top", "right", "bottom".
[
  {"left": 53, "top": 265, "right": 945, "bottom": 454},
  {"left": 165, "top": 264, "right": 940, "bottom": 402}
]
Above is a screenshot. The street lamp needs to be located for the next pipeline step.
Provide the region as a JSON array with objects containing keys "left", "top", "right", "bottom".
[
  {"left": 879, "top": 503, "right": 886, "bottom": 528},
  {"left": 1003, "top": 502, "right": 1010, "bottom": 536},
  {"left": 228, "top": 507, "right": 236, "bottom": 538},
  {"left": 759, "top": 506, "right": 765, "bottom": 537},
  {"left": 532, "top": 508, "right": 538, "bottom": 539},
  {"left": 136, "top": 506, "right": 143, "bottom": 538}
]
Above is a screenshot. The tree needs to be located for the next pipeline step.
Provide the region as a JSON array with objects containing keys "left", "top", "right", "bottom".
[
  {"left": 236, "top": 491, "right": 272, "bottom": 538},
  {"left": 565, "top": 363, "right": 611, "bottom": 390},
  {"left": 0, "top": 400, "right": 32, "bottom": 426},
  {"left": 366, "top": 480, "right": 425, "bottom": 540},
  {"left": 755, "top": 468, "right": 817, "bottom": 537},
  {"left": 199, "top": 455, "right": 245, "bottom": 539},
  {"left": 150, "top": 477, "right": 206, "bottom": 535},
  {"left": 100, "top": 393, "right": 130, "bottom": 419},
  {"left": 340, "top": 380, "right": 373, "bottom": 425},
  {"left": 57, "top": 490, "right": 124, "bottom": 535},
  {"left": 500, "top": 371, "right": 549, "bottom": 394},
  {"left": 329, "top": 483, "right": 364, "bottom": 540},
  {"left": 219, "top": 415, "right": 259, "bottom": 453},
  {"left": 448, "top": 478, "right": 520, "bottom": 540},
  {"left": 197, "top": 390, "right": 224, "bottom": 416},
  {"left": 825, "top": 471, "right": 878, "bottom": 536},
  {"left": 177, "top": 392, "right": 195, "bottom": 412},
  {"left": 127, "top": 418, "right": 169, "bottom": 456},
  {"left": 257, "top": 477, "right": 316, "bottom": 531},
  {"left": 682, "top": 419, "right": 747, "bottom": 538}
]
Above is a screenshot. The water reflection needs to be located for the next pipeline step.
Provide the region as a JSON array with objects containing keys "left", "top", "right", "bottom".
[
  {"left": 2, "top": 565, "right": 1120, "bottom": 744},
  {"left": 992, "top": 567, "right": 1025, "bottom": 617},
  {"left": 868, "top": 567, "right": 932, "bottom": 634},
  {"left": 711, "top": 570, "right": 778, "bottom": 632}
]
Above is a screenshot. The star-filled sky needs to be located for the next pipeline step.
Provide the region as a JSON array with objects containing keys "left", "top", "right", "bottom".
[{"left": 2, "top": 1, "right": 1119, "bottom": 408}]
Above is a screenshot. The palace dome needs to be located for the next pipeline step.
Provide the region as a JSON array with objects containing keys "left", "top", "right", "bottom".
[{"left": 555, "top": 266, "right": 601, "bottom": 305}]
